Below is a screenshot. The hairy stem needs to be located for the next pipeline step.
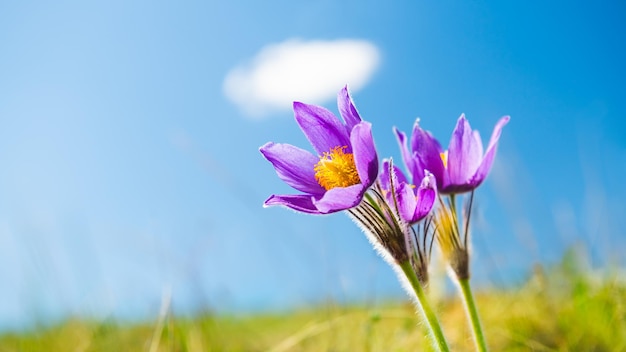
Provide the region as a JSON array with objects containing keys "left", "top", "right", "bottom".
[
  {"left": 399, "top": 261, "right": 449, "bottom": 352},
  {"left": 458, "top": 278, "right": 488, "bottom": 352}
]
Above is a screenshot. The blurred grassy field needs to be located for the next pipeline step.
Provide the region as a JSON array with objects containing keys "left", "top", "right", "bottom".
[{"left": 1, "top": 251, "right": 625, "bottom": 351}]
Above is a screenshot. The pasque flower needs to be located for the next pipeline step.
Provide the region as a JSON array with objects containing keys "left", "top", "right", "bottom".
[
  {"left": 260, "top": 86, "right": 378, "bottom": 214},
  {"left": 395, "top": 114, "right": 509, "bottom": 194}
]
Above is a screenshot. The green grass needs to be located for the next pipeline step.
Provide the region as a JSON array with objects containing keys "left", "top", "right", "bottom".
[{"left": 1, "top": 254, "right": 625, "bottom": 351}]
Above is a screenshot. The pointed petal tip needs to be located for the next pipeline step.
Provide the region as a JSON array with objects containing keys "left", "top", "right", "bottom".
[
  {"left": 262, "top": 195, "right": 275, "bottom": 208},
  {"left": 393, "top": 126, "right": 407, "bottom": 140},
  {"left": 292, "top": 101, "right": 302, "bottom": 108},
  {"left": 492, "top": 115, "right": 511, "bottom": 134},
  {"left": 412, "top": 118, "right": 433, "bottom": 137},
  {"left": 453, "top": 113, "right": 470, "bottom": 131},
  {"left": 338, "top": 85, "right": 348, "bottom": 99},
  {"left": 292, "top": 101, "right": 305, "bottom": 115},
  {"left": 341, "top": 84, "right": 354, "bottom": 100},
  {"left": 489, "top": 115, "right": 511, "bottom": 144},
  {"left": 457, "top": 113, "right": 471, "bottom": 128},
  {"left": 259, "top": 141, "right": 274, "bottom": 153}
]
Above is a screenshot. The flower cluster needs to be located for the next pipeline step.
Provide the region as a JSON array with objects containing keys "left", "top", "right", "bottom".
[
  {"left": 395, "top": 114, "right": 510, "bottom": 279},
  {"left": 260, "top": 85, "right": 509, "bottom": 351},
  {"left": 261, "top": 85, "right": 508, "bottom": 280}
]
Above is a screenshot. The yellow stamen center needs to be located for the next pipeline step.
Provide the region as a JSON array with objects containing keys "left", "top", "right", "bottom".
[
  {"left": 314, "top": 146, "right": 361, "bottom": 190},
  {"left": 440, "top": 151, "right": 448, "bottom": 169}
]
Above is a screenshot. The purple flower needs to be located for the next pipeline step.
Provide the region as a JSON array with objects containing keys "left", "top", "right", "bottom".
[
  {"left": 395, "top": 114, "right": 509, "bottom": 194},
  {"left": 379, "top": 159, "right": 437, "bottom": 224},
  {"left": 260, "top": 86, "right": 379, "bottom": 214}
]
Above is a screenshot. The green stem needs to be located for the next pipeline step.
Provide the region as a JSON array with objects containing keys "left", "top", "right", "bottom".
[
  {"left": 399, "top": 261, "right": 449, "bottom": 352},
  {"left": 458, "top": 278, "right": 488, "bottom": 352}
]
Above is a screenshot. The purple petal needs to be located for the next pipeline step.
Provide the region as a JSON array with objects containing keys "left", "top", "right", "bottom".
[
  {"left": 396, "top": 182, "right": 417, "bottom": 222},
  {"left": 264, "top": 194, "right": 322, "bottom": 214},
  {"left": 409, "top": 121, "right": 445, "bottom": 189},
  {"left": 469, "top": 116, "right": 510, "bottom": 187},
  {"left": 259, "top": 142, "right": 325, "bottom": 195},
  {"left": 413, "top": 172, "right": 437, "bottom": 221},
  {"left": 380, "top": 159, "right": 392, "bottom": 192},
  {"left": 393, "top": 163, "right": 408, "bottom": 185},
  {"left": 337, "top": 85, "right": 362, "bottom": 130},
  {"left": 381, "top": 159, "right": 409, "bottom": 190},
  {"left": 351, "top": 122, "right": 378, "bottom": 188},
  {"left": 447, "top": 114, "right": 483, "bottom": 186},
  {"left": 472, "top": 129, "right": 484, "bottom": 163},
  {"left": 380, "top": 159, "right": 409, "bottom": 206},
  {"left": 393, "top": 127, "right": 416, "bottom": 179},
  {"left": 293, "top": 102, "right": 351, "bottom": 155},
  {"left": 312, "top": 184, "right": 364, "bottom": 213}
]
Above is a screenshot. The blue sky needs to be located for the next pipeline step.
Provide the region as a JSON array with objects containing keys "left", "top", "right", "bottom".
[{"left": 0, "top": 1, "right": 625, "bottom": 329}]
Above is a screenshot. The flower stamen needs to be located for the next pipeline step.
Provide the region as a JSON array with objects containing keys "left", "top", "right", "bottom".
[
  {"left": 440, "top": 151, "right": 448, "bottom": 169},
  {"left": 314, "top": 146, "right": 361, "bottom": 190}
]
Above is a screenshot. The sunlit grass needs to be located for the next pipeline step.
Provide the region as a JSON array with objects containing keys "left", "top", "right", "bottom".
[{"left": 1, "top": 251, "right": 624, "bottom": 351}]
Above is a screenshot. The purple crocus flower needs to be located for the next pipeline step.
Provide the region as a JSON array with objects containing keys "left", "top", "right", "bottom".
[
  {"left": 260, "top": 86, "right": 379, "bottom": 214},
  {"left": 379, "top": 159, "right": 437, "bottom": 224},
  {"left": 395, "top": 114, "right": 509, "bottom": 194}
]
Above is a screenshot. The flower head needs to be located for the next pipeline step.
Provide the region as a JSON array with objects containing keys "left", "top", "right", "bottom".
[
  {"left": 260, "top": 86, "right": 379, "bottom": 214},
  {"left": 395, "top": 114, "right": 509, "bottom": 194}
]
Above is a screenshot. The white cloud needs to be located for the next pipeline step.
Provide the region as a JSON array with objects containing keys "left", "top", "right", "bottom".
[{"left": 223, "top": 39, "right": 380, "bottom": 119}]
